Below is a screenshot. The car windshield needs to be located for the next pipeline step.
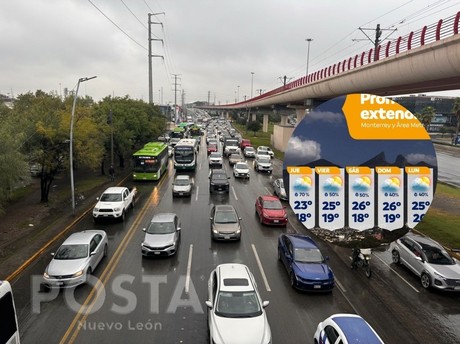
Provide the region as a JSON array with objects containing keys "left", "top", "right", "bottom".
[
  {"left": 230, "top": 155, "right": 242, "bottom": 160},
  {"left": 54, "top": 244, "right": 88, "bottom": 259},
  {"left": 100, "top": 193, "right": 122, "bottom": 202},
  {"left": 263, "top": 200, "right": 282, "bottom": 209},
  {"left": 258, "top": 156, "right": 270, "bottom": 163},
  {"left": 294, "top": 248, "right": 324, "bottom": 263},
  {"left": 174, "top": 178, "right": 190, "bottom": 186},
  {"left": 216, "top": 291, "right": 262, "bottom": 318},
  {"left": 215, "top": 211, "right": 238, "bottom": 223},
  {"left": 235, "top": 163, "right": 248, "bottom": 169},
  {"left": 147, "top": 221, "right": 176, "bottom": 234},
  {"left": 210, "top": 153, "right": 221, "bottom": 158},
  {"left": 424, "top": 248, "right": 455, "bottom": 265},
  {"left": 245, "top": 147, "right": 254, "bottom": 152},
  {"left": 213, "top": 173, "right": 228, "bottom": 180},
  {"left": 278, "top": 179, "right": 284, "bottom": 188}
]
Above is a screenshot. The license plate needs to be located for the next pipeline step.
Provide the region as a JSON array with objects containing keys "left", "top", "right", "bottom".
[
  {"left": 314, "top": 285, "right": 321, "bottom": 289},
  {"left": 154, "top": 252, "right": 161, "bottom": 255},
  {"left": 224, "top": 236, "right": 230, "bottom": 240},
  {"left": 57, "top": 281, "right": 64, "bottom": 286},
  {"left": 273, "top": 220, "right": 279, "bottom": 223},
  {"left": 179, "top": 193, "right": 183, "bottom": 195},
  {"left": 455, "top": 286, "right": 460, "bottom": 290}
]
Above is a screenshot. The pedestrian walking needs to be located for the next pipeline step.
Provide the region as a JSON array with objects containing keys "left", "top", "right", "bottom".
[{"left": 109, "top": 165, "right": 115, "bottom": 181}]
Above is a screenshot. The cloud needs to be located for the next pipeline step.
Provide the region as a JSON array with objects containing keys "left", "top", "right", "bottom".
[
  {"left": 405, "top": 153, "right": 437, "bottom": 166},
  {"left": 287, "top": 137, "right": 321, "bottom": 161}
]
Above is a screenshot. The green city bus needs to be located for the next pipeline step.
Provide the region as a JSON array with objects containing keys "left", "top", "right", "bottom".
[
  {"left": 170, "top": 127, "right": 186, "bottom": 139},
  {"left": 132, "top": 142, "right": 169, "bottom": 181}
]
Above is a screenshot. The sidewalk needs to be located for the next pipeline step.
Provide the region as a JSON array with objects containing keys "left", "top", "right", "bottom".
[{"left": 0, "top": 167, "right": 128, "bottom": 281}]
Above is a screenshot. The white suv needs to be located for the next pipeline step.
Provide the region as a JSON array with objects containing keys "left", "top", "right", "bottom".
[
  {"left": 254, "top": 155, "right": 273, "bottom": 173},
  {"left": 206, "top": 263, "right": 271, "bottom": 344}
]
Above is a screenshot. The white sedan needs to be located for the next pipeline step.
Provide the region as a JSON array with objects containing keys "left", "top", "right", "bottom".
[
  {"left": 43, "top": 230, "right": 108, "bottom": 288},
  {"left": 206, "top": 264, "right": 271, "bottom": 344}
]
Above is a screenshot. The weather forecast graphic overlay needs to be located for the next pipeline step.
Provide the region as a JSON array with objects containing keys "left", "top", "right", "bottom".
[{"left": 283, "top": 94, "right": 437, "bottom": 248}]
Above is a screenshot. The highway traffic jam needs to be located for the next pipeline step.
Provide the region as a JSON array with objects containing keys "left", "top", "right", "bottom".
[{"left": 9, "top": 113, "right": 460, "bottom": 344}]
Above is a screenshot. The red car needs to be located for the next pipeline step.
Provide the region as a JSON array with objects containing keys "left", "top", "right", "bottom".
[
  {"left": 255, "top": 195, "right": 287, "bottom": 226},
  {"left": 207, "top": 144, "right": 218, "bottom": 155},
  {"left": 240, "top": 139, "right": 252, "bottom": 150}
]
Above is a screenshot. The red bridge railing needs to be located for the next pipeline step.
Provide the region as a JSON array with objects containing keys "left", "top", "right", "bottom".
[{"left": 231, "top": 11, "right": 460, "bottom": 107}]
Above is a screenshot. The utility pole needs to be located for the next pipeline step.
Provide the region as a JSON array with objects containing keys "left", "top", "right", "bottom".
[
  {"left": 207, "top": 91, "right": 211, "bottom": 105},
  {"left": 148, "top": 13, "right": 165, "bottom": 104},
  {"left": 172, "top": 74, "right": 181, "bottom": 122},
  {"left": 355, "top": 24, "right": 396, "bottom": 61}
]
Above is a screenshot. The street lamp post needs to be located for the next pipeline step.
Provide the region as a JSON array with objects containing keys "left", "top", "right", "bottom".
[
  {"left": 250, "top": 72, "right": 255, "bottom": 99},
  {"left": 237, "top": 85, "right": 240, "bottom": 102},
  {"left": 305, "top": 38, "right": 313, "bottom": 80},
  {"left": 70, "top": 76, "right": 97, "bottom": 215}
]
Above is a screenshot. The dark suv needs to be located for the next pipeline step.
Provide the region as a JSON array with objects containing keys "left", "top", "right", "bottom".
[{"left": 209, "top": 169, "right": 230, "bottom": 193}]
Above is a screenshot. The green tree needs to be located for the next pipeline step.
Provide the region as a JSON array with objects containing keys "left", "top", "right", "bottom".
[
  {"left": 246, "top": 120, "right": 261, "bottom": 136},
  {"left": 415, "top": 106, "right": 435, "bottom": 130},
  {"left": 0, "top": 106, "right": 29, "bottom": 213},
  {"left": 93, "top": 96, "right": 166, "bottom": 169},
  {"left": 13, "top": 91, "right": 104, "bottom": 203},
  {"left": 452, "top": 97, "right": 460, "bottom": 145}
]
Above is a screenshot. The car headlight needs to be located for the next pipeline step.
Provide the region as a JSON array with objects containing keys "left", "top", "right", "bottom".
[
  {"left": 93, "top": 207, "right": 99, "bottom": 212},
  {"left": 434, "top": 271, "right": 446, "bottom": 280},
  {"left": 113, "top": 207, "right": 121, "bottom": 212},
  {"left": 44, "top": 272, "right": 49, "bottom": 278},
  {"left": 212, "top": 229, "right": 219, "bottom": 234},
  {"left": 72, "top": 270, "right": 84, "bottom": 278}
]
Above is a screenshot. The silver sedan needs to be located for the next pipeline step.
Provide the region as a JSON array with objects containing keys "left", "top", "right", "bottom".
[
  {"left": 273, "top": 178, "right": 288, "bottom": 200},
  {"left": 43, "top": 230, "right": 108, "bottom": 288}
]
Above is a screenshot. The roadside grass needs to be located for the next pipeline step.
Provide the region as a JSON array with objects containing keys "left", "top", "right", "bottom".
[
  {"left": 416, "top": 182, "right": 460, "bottom": 249},
  {"left": 232, "top": 122, "right": 284, "bottom": 160}
]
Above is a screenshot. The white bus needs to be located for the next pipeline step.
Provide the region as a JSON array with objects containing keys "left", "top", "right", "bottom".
[
  {"left": 173, "top": 139, "right": 197, "bottom": 171},
  {"left": 0, "top": 280, "right": 20, "bottom": 344}
]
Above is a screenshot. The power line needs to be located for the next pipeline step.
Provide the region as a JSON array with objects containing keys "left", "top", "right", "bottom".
[
  {"left": 87, "top": 0, "right": 147, "bottom": 51},
  {"left": 120, "top": 0, "right": 148, "bottom": 31}
]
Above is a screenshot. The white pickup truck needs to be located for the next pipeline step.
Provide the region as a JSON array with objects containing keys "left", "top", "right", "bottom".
[{"left": 92, "top": 186, "right": 137, "bottom": 222}]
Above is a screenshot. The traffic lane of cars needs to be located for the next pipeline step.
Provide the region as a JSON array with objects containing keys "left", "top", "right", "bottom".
[
  {"left": 15, "top": 176, "right": 173, "bottom": 344},
  {"left": 231, "top": 159, "right": 449, "bottom": 343}
]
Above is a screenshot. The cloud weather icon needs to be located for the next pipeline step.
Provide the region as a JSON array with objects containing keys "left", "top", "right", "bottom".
[
  {"left": 352, "top": 176, "right": 372, "bottom": 191},
  {"left": 411, "top": 176, "right": 430, "bottom": 191},
  {"left": 293, "top": 176, "right": 312, "bottom": 191},
  {"left": 381, "top": 177, "right": 400, "bottom": 192},
  {"left": 322, "top": 176, "right": 342, "bottom": 192}
]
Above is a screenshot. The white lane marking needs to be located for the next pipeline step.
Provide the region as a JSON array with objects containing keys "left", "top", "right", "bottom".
[
  {"left": 195, "top": 186, "right": 199, "bottom": 201},
  {"left": 231, "top": 185, "right": 238, "bottom": 200},
  {"left": 185, "top": 244, "right": 193, "bottom": 294},
  {"left": 264, "top": 187, "right": 271, "bottom": 195},
  {"left": 372, "top": 253, "right": 420, "bottom": 293},
  {"left": 251, "top": 244, "right": 272, "bottom": 292},
  {"left": 334, "top": 278, "right": 346, "bottom": 293}
]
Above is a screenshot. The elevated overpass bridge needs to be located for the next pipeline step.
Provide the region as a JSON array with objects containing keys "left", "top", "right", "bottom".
[{"left": 200, "top": 12, "right": 460, "bottom": 151}]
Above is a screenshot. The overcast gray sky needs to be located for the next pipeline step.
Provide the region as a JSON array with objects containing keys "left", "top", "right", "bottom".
[{"left": 1, "top": 0, "right": 459, "bottom": 104}]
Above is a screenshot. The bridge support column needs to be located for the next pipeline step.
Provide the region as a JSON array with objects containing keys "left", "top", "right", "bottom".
[
  {"left": 252, "top": 113, "right": 257, "bottom": 122},
  {"left": 263, "top": 113, "right": 269, "bottom": 132}
]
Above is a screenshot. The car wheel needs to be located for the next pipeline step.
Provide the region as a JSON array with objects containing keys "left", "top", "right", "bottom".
[
  {"left": 277, "top": 248, "right": 282, "bottom": 261},
  {"left": 289, "top": 272, "right": 296, "bottom": 288},
  {"left": 121, "top": 211, "right": 126, "bottom": 222},
  {"left": 391, "top": 250, "right": 401, "bottom": 264},
  {"left": 86, "top": 267, "right": 92, "bottom": 284},
  {"left": 93, "top": 217, "right": 98, "bottom": 224},
  {"left": 103, "top": 244, "right": 108, "bottom": 257},
  {"left": 131, "top": 198, "right": 135, "bottom": 209},
  {"left": 421, "top": 273, "right": 431, "bottom": 289}
]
